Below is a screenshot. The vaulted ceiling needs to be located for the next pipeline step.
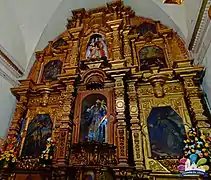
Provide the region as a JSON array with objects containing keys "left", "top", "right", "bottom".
[{"left": 0, "top": 0, "right": 202, "bottom": 75}]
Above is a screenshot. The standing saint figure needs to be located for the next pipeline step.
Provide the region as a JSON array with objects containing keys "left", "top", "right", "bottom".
[{"left": 85, "top": 99, "right": 107, "bottom": 142}]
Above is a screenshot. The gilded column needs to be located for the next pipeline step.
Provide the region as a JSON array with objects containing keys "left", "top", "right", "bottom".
[
  {"left": 182, "top": 76, "right": 211, "bottom": 135},
  {"left": 113, "top": 74, "right": 128, "bottom": 165},
  {"left": 107, "top": 19, "right": 123, "bottom": 62},
  {"left": 123, "top": 29, "right": 132, "bottom": 67},
  {"left": 10, "top": 80, "right": 33, "bottom": 136},
  {"left": 163, "top": 33, "right": 173, "bottom": 67},
  {"left": 127, "top": 80, "right": 144, "bottom": 170},
  {"left": 57, "top": 81, "right": 75, "bottom": 167},
  {"left": 131, "top": 38, "right": 138, "bottom": 68},
  {"left": 8, "top": 95, "right": 27, "bottom": 136},
  {"left": 65, "top": 27, "right": 82, "bottom": 75}
]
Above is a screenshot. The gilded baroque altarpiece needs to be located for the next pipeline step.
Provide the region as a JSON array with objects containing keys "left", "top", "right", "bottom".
[{"left": 2, "top": 1, "right": 210, "bottom": 180}]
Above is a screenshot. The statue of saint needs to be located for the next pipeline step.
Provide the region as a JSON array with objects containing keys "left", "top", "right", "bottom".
[
  {"left": 84, "top": 99, "right": 107, "bottom": 142},
  {"left": 86, "top": 35, "right": 107, "bottom": 59}
]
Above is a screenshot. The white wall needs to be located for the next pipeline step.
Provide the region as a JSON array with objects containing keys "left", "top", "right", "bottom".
[
  {"left": 0, "top": 0, "right": 26, "bottom": 70},
  {"left": 0, "top": 73, "right": 17, "bottom": 138}
]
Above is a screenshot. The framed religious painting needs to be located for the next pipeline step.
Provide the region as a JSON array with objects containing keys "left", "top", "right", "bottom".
[
  {"left": 21, "top": 114, "right": 53, "bottom": 157},
  {"left": 147, "top": 106, "right": 185, "bottom": 158}
]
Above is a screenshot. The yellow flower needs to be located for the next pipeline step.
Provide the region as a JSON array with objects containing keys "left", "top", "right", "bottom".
[
  {"left": 191, "top": 149, "right": 195, "bottom": 153},
  {"left": 195, "top": 137, "right": 198, "bottom": 141},
  {"left": 200, "top": 135, "right": 205, "bottom": 140},
  {"left": 6, "top": 154, "right": 10, "bottom": 158},
  {"left": 6, "top": 158, "right": 9, "bottom": 161},
  {"left": 202, "top": 148, "right": 206, "bottom": 152},
  {"left": 197, "top": 144, "right": 200, "bottom": 148},
  {"left": 205, "top": 143, "right": 209, "bottom": 147}
]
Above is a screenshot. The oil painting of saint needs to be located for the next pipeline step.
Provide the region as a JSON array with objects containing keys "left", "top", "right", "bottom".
[
  {"left": 22, "top": 114, "right": 53, "bottom": 157},
  {"left": 148, "top": 106, "right": 185, "bottom": 158},
  {"left": 86, "top": 34, "right": 108, "bottom": 59},
  {"left": 42, "top": 60, "right": 62, "bottom": 81},
  {"left": 139, "top": 46, "right": 167, "bottom": 70},
  {"left": 80, "top": 94, "right": 108, "bottom": 143}
]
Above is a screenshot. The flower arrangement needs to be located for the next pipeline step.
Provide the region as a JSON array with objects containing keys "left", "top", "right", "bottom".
[
  {"left": 0, "top": 135, "right": 19, "bottom": 168},
  {"left": 39, "top": 137, "right": 55, "bottom": 166},
  {"left": 177, "top": 128, "right": 211, "bottom": 175}
]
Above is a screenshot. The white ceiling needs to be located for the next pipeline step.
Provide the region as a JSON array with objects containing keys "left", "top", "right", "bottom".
[{"left": 0, "top": 0, "right": 202, "bottom": 75}]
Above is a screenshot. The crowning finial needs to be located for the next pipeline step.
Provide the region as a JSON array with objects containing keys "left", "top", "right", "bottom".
[{"left": 163, "top": 0, "right": 184, "bottom": 4}]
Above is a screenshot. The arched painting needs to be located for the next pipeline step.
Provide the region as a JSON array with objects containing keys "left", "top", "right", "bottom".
[
  {"left": 86, "top": 34, "right": 108, "bottom": 59},
  {"left": 139, "top": 46, "right": 167, "bottom": 70},
  {"left": 22, "top": 114, "right": 53, "bottom": 157},
  {"left": 148, "top": 106, "right": 185, "bottom": 158},
  {"left": 42, "top": 60, "right": 62, "bottom": 81},
  {"left": 80, "top": 94, "right": 107, "bottom": 143},
  {"left": 136, "top": 22, "right": 157, "bottom": 36}
]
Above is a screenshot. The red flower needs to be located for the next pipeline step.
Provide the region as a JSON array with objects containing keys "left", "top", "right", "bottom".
[{"left": 6, "top": 144, "right": 14, "bottom": 151}]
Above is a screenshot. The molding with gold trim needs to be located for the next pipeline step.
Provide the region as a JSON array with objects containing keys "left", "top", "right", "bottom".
[{"left": 189, "top": 0, "right": 211, "bottom": 52}]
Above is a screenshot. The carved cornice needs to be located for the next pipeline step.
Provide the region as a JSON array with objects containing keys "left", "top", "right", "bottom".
[
  {"left": 0, "top": 67, "right": 19, "bottom": 87},
  {"left": 0, "top": 48, "right": 24, "bottom": 77},
  {"left": 189, "top": 0, "right": 211, "bottom": 51},
  {"left": 0, "top": 47, "right": 24, "bottom": 86}
]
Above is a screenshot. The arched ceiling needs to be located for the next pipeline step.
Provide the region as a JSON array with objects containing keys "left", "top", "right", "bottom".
[{"left": 0, "top": 0, "right": 202, "bottom": 76}]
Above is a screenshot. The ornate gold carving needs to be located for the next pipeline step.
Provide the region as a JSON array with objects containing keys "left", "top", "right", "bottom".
[
  {"left": 148, "top": 159, "right": 169, "bottom": 172},
  {"left": 70, "top": 143, "right": 117, "bottom": 166},
  {"left": 16, "top": 158, "right": 40, "bottom": 170},
  {"left": 158, "top": 159, "right": 180, "bottom": 173},
  {"left": 6, "top": 1, "right": 210, "bottom": 179},
  {"left": 57, "top": 130, "right": 67, "bottom": 159},
  {"left": 142, "top": 68, "right": 173, "bottom": 98},
  {"left": 163, "top": 0, "right": 184, "bottom": 5}
]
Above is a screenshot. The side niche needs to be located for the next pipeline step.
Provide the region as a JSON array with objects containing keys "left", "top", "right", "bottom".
[
  {"left": 21, "top": 114, "right": 53, "bottom": 157},
  {"left": 147, "top": 106, "right": 185, "bottom": 159},
  {"left": 86, "top": 33, "right": 108, "bottom": 60},
  {"left": 42, "top": 60, "right": 62, "bottom": 81},
  {"left": 139, "top": 46, "right": 167, "bottom": 71},
  {"left": 79, "top": 94, "right": 108, "bottom": 143}
]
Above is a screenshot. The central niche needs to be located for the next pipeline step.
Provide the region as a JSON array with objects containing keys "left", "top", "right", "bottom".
[{"left": 80, "top": 94, "right": 107, "bottom": 143}]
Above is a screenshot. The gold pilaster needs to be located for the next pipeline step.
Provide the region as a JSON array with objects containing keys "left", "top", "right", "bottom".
[
  {"left": 65, "top": 27, "right": 82, "bottom": 75},
  {"left": 107, "top": 19, "right": 123, "bottom": 62},
  {"left": 56, "top": 78, "right": 75, "bottom": 166},
  {"left": 10, "top": 80, "right": 34, "bottom": 136},
  {"left": 113, "top": 75, "right": 128, "bottom": 165},
  {"left": 127, "top": 80, "right": 144, "bottom": 170},
  {"left": 183, "top": 76, "right": 210, "bottom": 135},
  {"left": 123, "top": 29, "right": 132, "bottom": 67}
]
